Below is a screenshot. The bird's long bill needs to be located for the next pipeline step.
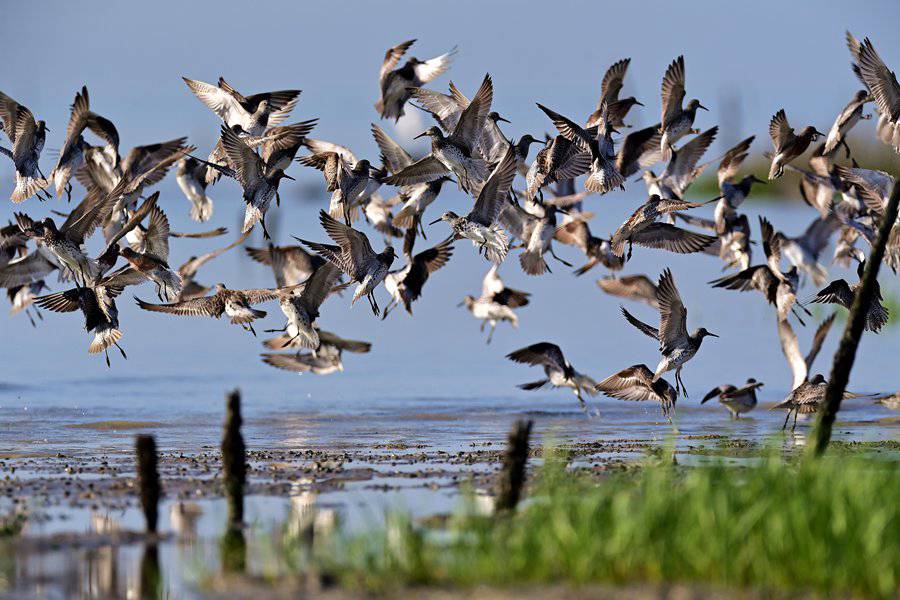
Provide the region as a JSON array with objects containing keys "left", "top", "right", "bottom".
[
  {"left": 428, "top": 217, "right": 442, "bottom": 225},
  {"left": 496, "top": 115, "right": 511, "bottom": 124},
  {"left": 282, "top": 174, "right": 296, "bottom": 181},
  {"left": 455, "top": 300, "right": 465, "bottom": 308},
  {"left": 706, "top": 331, "right": 720, "bottom": 338},
  {"left": 414, "top": 132, "right": 428, "bottom": 140},
  {"left": 633, "top": 100, "right": 645, "bottom": 107},
  {"left": 698, "top": 104, "right": 709, "bottom": 111}
]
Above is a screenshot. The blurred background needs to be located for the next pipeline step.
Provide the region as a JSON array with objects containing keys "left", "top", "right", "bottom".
[{"left": 1, "top": 0, "right": 899, "bottom": 413}]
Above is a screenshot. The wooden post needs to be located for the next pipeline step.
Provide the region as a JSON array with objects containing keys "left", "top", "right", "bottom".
[
  {"left": 135, "top": 435, "right": 161, "bottom": 534},
  {"left": 222, "top": 389, "right": 246, "bottom": 527},
  {"left": 494, "top": 419, "right": 533, "bottom": 514},
  {"left": 811, "top": 183, "right": 900, "bottom": 456}
]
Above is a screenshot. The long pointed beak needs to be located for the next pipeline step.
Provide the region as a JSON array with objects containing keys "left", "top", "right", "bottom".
[
  {"left": 414, "top": 132, "right": 427, "bottom": 140},
  {"left": 634, "top": 100, "right": 645, "bottom": 107},
  {"left": 698, "top": 104, "right": 709, "bottom": 111},
  {"left": 707, "top": 332, "right": 719, "bottom": 338},
  {"left": 282, "top": 174, "right": 296, "bottom": 181},
  {"left": 456, "top": 300, "right": 465, "bottom": 308},
  {"left": 496, "top": 116, "right": 511, "bottom": 124},
  {"left": 428, "top": 217, "right": 442, "bottom": 226}
]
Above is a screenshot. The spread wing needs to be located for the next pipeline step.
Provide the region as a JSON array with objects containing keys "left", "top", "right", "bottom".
[
  {"left": 414, "top": 48, "right": 457, "bottom": 83},
  {"left": 383, "top": 155, "right": 448, "bottom": 187},
  {"left": 598, "top": 58, "right": 630, "bottom": 108},
  {"left": 660, "top": 55, "right": 686, "bottom": 124},
  {"left": 135, "top": 294, "right": 224, "bottom": 317},
  {"left": 857, "top": 37, "right": 900, "bottom": 120},
  {"left": 630, "top": 223, "right": 716, "bottom": 254},
  {"left": 143, "top": 205, "right": 171, "bottom": 261},
  {"left": 470, "top": 145, "right": 516, "bottom": 226},
  {"left": 718, "top": 136, "right": 755, "bottom": 186},
  {"left": 220, "top": 125, "right": 264, "bottom": 190},
  {"left": 371, "top": 123, "right": 413, "bottom": 173},
  {"left": 298, "top": 262, "right": 342, "bottom": 314},
  {"left": 595, "top": 364, "right": 657, "bottom": 400},
  {"left": 657, "top": 268, "right": 688, "bottom": 353},
  {"left": 449, "top": 74, "right": 493, "bottom": 152},
  {"left": 768, "top": 109, "right": 793, "bottom": 153},
  {"left": 380, "top": 40, "right": 416, "bottom": 83},
  {"left": 506, "top": 342, "right": 567, "bottom": 371}
]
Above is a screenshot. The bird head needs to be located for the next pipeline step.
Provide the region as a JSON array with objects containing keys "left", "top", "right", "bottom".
[
  {"left": 36, "top": 120, "right": 49, "bottom": 134},
  {"left": 274, "top": 170, "right": 295, "bottom": 181},
  {"left": 745, "top": 174, "right": 767, "bottom": 186},
  {"left": 414, "top": 126, "right": 442, "bottom": 140},
  {"left": 355, "top": 158, "right": 372, "bottom": 172},
  {"left": 40, "top": 218, "right": 58, "bottom": 234},
  {"left": 489, "top": 111, "right": 511, "bottom": 124},
  {"left": 623, "top": 96, "right": 644, "bottom": 108},
  {"left": 214, "top": 283, "right": 227, "bottom": 293},
  {"left": 383, "top": 245, "right": 397, "bottom": 261},
  {"left": 429, "top": 211, "right": 457, "bottom": 225},
  {"left": 695, "top": 327, "right": 719, "bottom": 340},
  {"left": 458, "top": 295, "right": 476, "bottom": 309},
  {"left": 854, "top": 89, "right": 871, "bottom": 103},
  {"left": 687, "top": 98, "right": 708, "bottom": 112},
  {"left": 810, "top": 374, "right": 826, "bottom": 384},
  {"left": 800, "top": 126, "right": 826, "bottom": 141},
  {"left": 518, "top": 134, "right": 542, "bottom": 147},
  {"left": 120, "top": 247, "right": 138, "bottom": 260}
]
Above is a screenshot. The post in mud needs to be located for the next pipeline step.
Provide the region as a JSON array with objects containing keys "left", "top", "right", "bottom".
[
  {"left": 494, "top": 419, "right": 533, "bottom": 514},
  {"left": 222, "top": 388, "right": 247, "bottom": 527},
  {"left": 135, "top": 434, "right": 161, "bottom": 534}
]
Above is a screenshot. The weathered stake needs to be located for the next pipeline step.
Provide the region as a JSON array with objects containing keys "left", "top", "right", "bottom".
[
  {"left": 135, "top": 434, "right": 161, "bottom": 534},
  {"left": 811, "top": 183, "right": 900, "bottom": 456},
  {"left": 222, "top": 388, "right": 246, "bottom": 527},
  {"left": 494, "top": 419, "right": 533, "bottom": 514}
]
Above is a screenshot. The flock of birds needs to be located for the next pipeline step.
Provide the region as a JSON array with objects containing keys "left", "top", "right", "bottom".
[{"left": 2, "top": 32, "right": 899, "bottom": 428}]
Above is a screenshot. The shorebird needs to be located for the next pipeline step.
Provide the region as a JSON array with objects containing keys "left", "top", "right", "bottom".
[
  {"left": 772, "top": 374, "right": 871, "bottom": 431},
  {"left": 641, "top": 126, "right": 718, "bottom": 202},
  {"left": 767, "top": 109, "right": 824, "bottom": 179},
  {"left": 265, "top": 260, "right": 342, "bottom": 349},
  {"left": 370, "top": 123, "right": 450, "bottom": 235},
  {"left": 48, "top": 87, "right": 89, "bottom": 201},
  {"left": 676, "top": 211, "right": 753, "bottom": 271},
  {"left": 7, "top": 279, "right": 47, "bottom": 326},
  {"left": 135, "top": 282, "right": 283, "bottom": 335},
  {"left": 0, "top": 90, "right": 50, "bottom": 202},
  {"left": 597, "top": 274, "right": 659, "bottom": 308},
  {"left": 594, "top": 364, "right": 677, "bottom": 423},
  {"left": 525, "top": 135, "right": 591, "bottom": 202},
  {"left": 658, "top": 56, "right": 707, "bottom": 160},
  {"left": 298, "top": 210, "right": 397, "bottom": 315},
  {"left": 810, "top": 260, "right": 889, "bottom": 333},
  {"left": 848, "top": 34, "right": 900, "bottom": 153},
  {"left": 537, "top": 102, "right": 624, "bottom": 194},
  {"left": 500, "top": 202, "right": 570, "bottom": 276},
  {"left": 382, "top": 226, "right": 454, "bottom": 318},
  {"left": 385, "top": 74, "right": 493, "bottom": 193},
  {"left": 873, "top": 393, "right": 900, "bottom": 411},
  {"left": 176, "top": 157, "right": 215, "bottom": 222},
  {"left": 506, "top": 342, "right": 599, "bottom": 413},
  {"left": 262, "top": 330, "right": 371, "bottom": 375},
  {"left": 715, "top": 136, "right": 762, "bottom": 227},
  {"left": 709, "top": 217, "right": 810, "bottom": 324},
  {"left": 587, "top": 58, "right": 643, "bottom": 129},
  {"left": 299, "top": 135, "right": 384, "bottom": 219},
  {"left": 202, "top": 125, "right": 294, "bottom": 238},
  {"left": 430, "top": 144, "right": 516, "bottom": 264},
  {"left": 777, "top": 313, "right": 834, "bottom": 390},
  {"left": 778, "top": 215, "right": 838, "bottom": 286},
  {"left": 833, "top": 165, "right": 900, "bottom": 271},
  {"left": 554, "top": 215, "right": 624, "bottom": 276},
  {"left": 609, "top": 194, "right": 716, "bottom": 260},
  {"left": 701, "top": 379, "right": 763, "bottom": 419},
  {"left": 375, "top": 40, "right": 456, "bottom": 121},
  {"left": 461, "top": 265, "right": 529, "bottom": 344},
  {"left": 823, "top": 90, "right": 872, "bottom": 156},
  {"left": 116, "top": 205, "right": 182, "bottom": 301},
  {"left": 621, "top": 268, "right": 717, "bottom": 397},
  {"left": 246, "top": 243, "right": 327, "bottom": 287},
  {"left": 182, "top": 77, "right": 300, "bottom": 136}
]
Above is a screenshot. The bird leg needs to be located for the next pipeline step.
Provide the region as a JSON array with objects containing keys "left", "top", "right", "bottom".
[
  {"left": 264, "top": 325, "right": 287, "bottom": 333},
  {"left": 276, "top": 190, "right": 281, "bottom": 207},
  {"left": 781, "top": 410, "right": 792, "bottom": 431},
  {"left": 281, "top": 334, "right": 300, "bottom": 349},
  {"left": 367, "top": 292, "right": 379, "bottom": 316},
  {"left": 115, "top": 342, "right": 127, "bottom": 360},
  {"left": 479, "top": 320, "right": 486, "bottom": 333},
  {"left": 627, "top": 239, "right": 634, "bottom": 262},
  {"left": 791, "top": 410, "right": 799, "bottom": 432},
  {"left": 35, "top": 307, "right": 43, "bottom": 321},
  {"left": 574, "top": 387, "right": 589, "bottom": 416},
  {"left": 381, "top": 299, "right": 397, "bottom": 320},
  {"left": 419, "top": 219, "right": 428, "bottom": 240},
  {"left": 65, "top": 181, "right": 73, "bottom": 203},
  {"left": 486, "top": 322, "right": 496, "bottom": 345},
  {"left": 260, "top": 217, "right": 272, "bottom": 241},
  {"left": 105, "top": 348, "right": 111, "bottom": 368},
  {"left": 841, "top": 139, "right": 852, "bottom": 160},
  {"left": 550, "top": 247, "right": 572, "bottom": 267},
  {"left": 26, "top": 310, "right": 36, "bottom": 328},
  {"left": 343, "top": 203, "right": 352, "bottom": 226}
]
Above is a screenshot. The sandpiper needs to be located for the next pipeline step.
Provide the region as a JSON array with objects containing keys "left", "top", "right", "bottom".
[
  {"left": 430, "top": 144, "right": 517, "bottom": 264},
  {"left": 461, "top": 265, "right": 529, "bottom": 344},
  {"left": 375, "top": 40, "right": 456, "bottom": 121},
  {"left": 777, "top": 314, "right": 834, "bottom": 390},
  {"left": 262, "top": 330, "right": 371, "bottom": 375},
  {"left": 7, "top": 279, "right": 47, "bottom": 327},
  {"left": 823, "top": 90, "right": 872, "bottom": 156},
  {"left": 609, "top": 194, "right": 716, "bottom": 260},
  {"left": 537, "top": 102, "right": 624, "bottom": 194},
  {"left": 658, "top": 56, "right": 707, "bottom": 160},
  {"left": 267, "top": 261, "right": 343, "bottom": 349},
  {"left": 0, "top": 90, "right": 50, "bottom": 202},
  {"left": 506, "top": 342, "right": 599, "bottom": 413},
  {"left": 621, "top": 268, "right": 717, "bottom": 397},
  {"left": 525, "top": 135, "right": 591, "bottom": 202},
  {"left": 587, "top": 58, "right": 643, "bottom": 129},
  {"left": 105, "top": 138, "right": 192, "bottom": 218},
  {"left": 298, "top": 210, "right": 397, "bottom": 315},
  {"left": 715, "top": 137, "right": 762, "bottom": 227},
  {"left": 641, "top": 126, "right": 718, "bottom": 202},
  {"left": 701, "top": 379, "right": 763, "bottom": 419},
  {"left": 767, "top": 109, "right": 824, "bottom": 179},
  {"left": 382, "top": 226, "right": 454, "bottom": 318},
  {"left": 202, "top": 125, "right": 294, "bottom": 238},
  {"left": 594, "top": 364, "right": 677, "bottom": 423},
  {"left": 833, "top": 165, "right": 900, "bottom": 271},
  {"left": 811, "top": 260, "right": 889, "bottom": 333},
  {"left": 554, "top": 216, "right": 624, "bottom": 276},
  {"left": 49, "top": 87, "right": 89, "bottom": 200},
  {"left": 117, "top": 205, "right": 182, "bottom": 301},
  {"left": 176, "top": 231, "right": 252, "bottom": 302},
  {"left": 500, "top": 202, "right": 570, "bottom": 276},
  {"left": 176, "top": 157, "right": 215, "bottom": 222},
  {"left": 385, "top": 74, "right": 494, "bottom": 193},
  {"left": 246, "top": 243, "right": 326, "bottom": 287},
  {"left": 597, "top": 275, "right": 659, "bottom": 308},
  {"left": 616, "top": 124, "right": 664, "bottom": 179},
  {"left": 709, "top": 217, "right": 810, "bottom": 324},
  {"left": 772, "top": 374, "right": 871, "bottom": 431},
  {"left": 183, "top": 76, "right": 300, "bottom": 136},
  {"left": 135, "top": 282, "right": 283, "bottom": 336}
]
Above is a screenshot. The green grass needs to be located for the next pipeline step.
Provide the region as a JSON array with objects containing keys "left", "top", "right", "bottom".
[{"left": 314, "top": 448, "right": 899, "bottom": 597}]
